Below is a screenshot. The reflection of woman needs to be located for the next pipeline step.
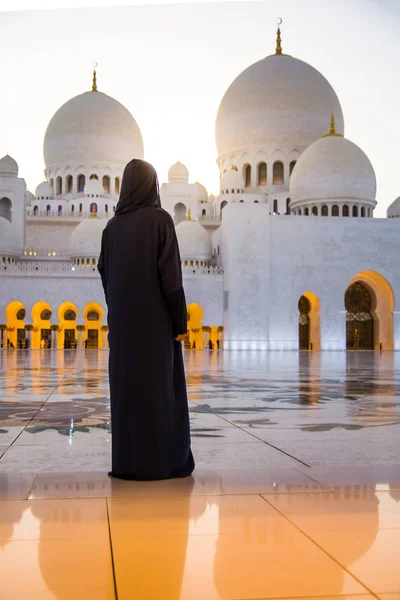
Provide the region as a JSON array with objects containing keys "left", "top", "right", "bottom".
[{"left": 98, "top": 159, "right": 194, "bottom": 481}]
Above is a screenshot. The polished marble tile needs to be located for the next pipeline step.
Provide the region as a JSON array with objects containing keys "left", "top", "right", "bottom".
[
  {"left": 263, "top": 491, "right": 400, "bottom": 594},
  {"left": 1, "top": 348, "right": 400, "bottom": 488},
  {"left": 0, "top": 499, "right": 108, "bottom": 540},
  {"left": 249, "top": 426, "right": 400, "bottom": 468},
  {"left": 256, "top": 597, "right": 375, "bottom": 600},
  {"left": 193, "top": 440, "right": 304, "bottom": 469},
  {"left": 0, "top": 472, "right": 36, "bottom": 499},
  {"left": 108, "top": 494, "right": 287, "bottom": 538},
  {"left": 307, "top": 528, "right": 400, "bottom": 593},
  {"left": 14, "top": 427, "right": 111, "bottom": 447},
  {"left": 190, "top": 425, "right": 261, "bottom": 443},
  {"left": 0, "top": 538, "right": 115, "bottom": 599},
  {"left": 295, "top": 465, "right": 400, "bottom": 490},
  {"left": 29, "top": 468, "right": 326, "bottom": 499},
  {"left": 263, "top": 490, "right": 400, "bottom": 530},
  {"left": 0, "top": 444, "right": 110, "bottom": 473},
  {"left": 112, "top": 529, "right": 367, "bottom": 599}
]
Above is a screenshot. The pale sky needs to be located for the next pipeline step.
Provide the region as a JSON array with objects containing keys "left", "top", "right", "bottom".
[{"left": 0, "top": 0, "right": 399, "bottom": 217}]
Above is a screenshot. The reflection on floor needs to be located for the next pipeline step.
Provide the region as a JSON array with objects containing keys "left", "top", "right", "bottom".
[{"left": 0, "top": 349, "right": 399, "bottom": 599}]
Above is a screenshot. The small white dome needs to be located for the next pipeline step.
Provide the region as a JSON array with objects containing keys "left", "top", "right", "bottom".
[
  {"left": 0, "top": 217, "right": 21, "bottom": 256},
  {"left": 195, "top": 182, "right": 208, "bottom": 201},
  {"left": 84, "top": 178, "right": 104, "bottom": 197},
  {"left": 44, "top": 91, "right": 144, "bottom": 170},
  {"left": 176, "top": 219, "right": 212, "bottom": 261},
  {"left": 168, "top": 161, "right": 189, "bottom": 184},
  {"left": 25, "top": 191, "right": 36, "bottom": 206},
  {"left": 221, "top": 167, "right": 244, "bottom": 192},
  {"left": 387, "top": 197, "right": 400, "bottom": 218},
  {"left": 290, "top": 134, "right": 376, "bottom": 208},
  {"left": 35, "top": 181, "right": 54, "bottom": 199},
  {"left": 0, "top": 155, "right": 18, "bottom": 177},
  {"left": 69, "top": 217, "right": 107, "bottom": 258},
  {"left": 216, "top": 54, "right": 344, "bottom": 157}
]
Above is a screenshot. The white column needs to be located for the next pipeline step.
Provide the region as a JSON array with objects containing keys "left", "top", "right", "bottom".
[
  {"left": 102, "top": 327, "right": 109, "bottom": 349},
  {"left": 77, "top": 326, "right": 85, "bottom": 349}
]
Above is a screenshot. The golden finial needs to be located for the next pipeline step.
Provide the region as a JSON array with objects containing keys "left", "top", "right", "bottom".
[
  {"left": 92, "top": 62, "right": 98, "bottom": 92},
  {"left": 329, "top": 113, "right": 335, "bottom": 134},
  {"left": 187, "top": 208, "right": 192, "bottom": 221},
  {"left": 322, "top": 113, "right": 344, "bottom": 138},
  {"left": 275, "top": 18, "right": 283, "bottom": 55}
]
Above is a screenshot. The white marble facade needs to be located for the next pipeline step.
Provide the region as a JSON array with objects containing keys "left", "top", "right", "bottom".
[{"left": 0, "top": 31, "right": 399, "bottom": 350}]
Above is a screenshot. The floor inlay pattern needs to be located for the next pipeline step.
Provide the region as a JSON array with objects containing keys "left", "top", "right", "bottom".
[{"left": 0, "top": 349, "right": 399, "bottom": 598}]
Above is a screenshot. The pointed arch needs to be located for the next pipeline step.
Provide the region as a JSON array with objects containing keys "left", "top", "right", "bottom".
[
  {"left": 298, "top": 292, "right": 321, "bottom": 350},
  {"left": 31, "top": 301, "right": 53, "bottom": 349},
  {"left": 5, "top": 301, "right": 26, "bottom": 348},
  {"left": 345, "top": 270, "right": 395, "bottom": 350},
  {"left": 58, "top": 301, "right": 78, "bottom": 349},
  {"left": 83, "top": 302, "right": 104, "bottom": 349}
]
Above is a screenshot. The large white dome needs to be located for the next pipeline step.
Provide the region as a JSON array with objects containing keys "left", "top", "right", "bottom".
[
  {"left": 290, "top": 134, "right": 376, "bottom": 208},
  {"left": 215, "top": 54, "right": 344, "bottom": 156},
  {"left": 176, "top": 220, "right": 212, "bottom": 261},
  {"left": 69, "top": 217, "right": 108, "bottom": 258},
  {"left": 0, "top": 217, "right": 21, "bottom": 256},
  {"left": 44, "top": 91, "right": 144, "bottom": 170}
]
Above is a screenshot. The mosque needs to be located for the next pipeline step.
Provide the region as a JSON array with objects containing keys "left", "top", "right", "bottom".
[{"left": 1, "top": 29, "right": 400, "bottom": 351}]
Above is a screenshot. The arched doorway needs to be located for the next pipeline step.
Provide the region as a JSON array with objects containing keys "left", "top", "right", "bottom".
[
  {"left": 298, "top": 296, "right": 311, "bottom": 349},
  {"left": 0, "top": 197, "right": 12, "bottom": 222},
  {"left": 173, "top": 203, "right": 187, "bottom": 225},
  {"left": 83, "top": 303, "right": 104, "bottom": 349},
  {"left": 58, "top": 302, "right": 78, "bottom": 349},
  {"left": 187, "top": 303, "right": 204, "bottom": 350},
  {"left": 345, "top": 271, "right": 395, "bottom": 350},
  {"left": 31, "top": 302, "right": 52, "bottom": 349},
  {"left": 298, "top": 292, "right": 321, "bottom": 350},
  {"left": 5, "top": 301, "right": 26, "bottom": 348},
  {"left": 345, "top": 282, "right": 374, "bottom": 349}
]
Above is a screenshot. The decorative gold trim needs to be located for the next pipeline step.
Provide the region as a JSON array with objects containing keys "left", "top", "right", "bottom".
[
  {"left": 187, "top": 208, "right": 192, "bottom": 221},
  {"left": 322, "top": 113, "right": 344, "bottom": 138}
]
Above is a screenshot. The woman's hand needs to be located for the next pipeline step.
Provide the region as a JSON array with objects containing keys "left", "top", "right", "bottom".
[{"left": 174, "top": 332, "right": 188, "bottom": 342}]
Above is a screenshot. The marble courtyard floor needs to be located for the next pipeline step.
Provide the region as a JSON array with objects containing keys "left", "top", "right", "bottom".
[{"left": 0, "top": 349, "right": 399, "bottom": 599}]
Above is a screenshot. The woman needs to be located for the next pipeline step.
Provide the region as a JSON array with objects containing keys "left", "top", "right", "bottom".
[{"left": 98, "top": 159, "right": 194, "bottom": 480}]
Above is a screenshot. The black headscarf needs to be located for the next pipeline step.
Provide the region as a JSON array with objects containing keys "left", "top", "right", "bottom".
[{"left": 115, "top": 159, "right": 161, "bottom": 215}]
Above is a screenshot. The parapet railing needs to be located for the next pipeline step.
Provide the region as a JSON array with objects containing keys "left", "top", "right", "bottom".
[
  {"left": 182, "top": 265, "right": 223, "bottom": 276},
  {"left": 0, "top": 262, "right": 223, "bottom": 277},
  {"left": 26, "top": 210, "right": 111, "bottom": 219}
]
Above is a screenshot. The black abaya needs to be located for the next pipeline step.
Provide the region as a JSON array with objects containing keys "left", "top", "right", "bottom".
[{"left": 98, "top": 159, "right": 194, "bottom": 480}]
